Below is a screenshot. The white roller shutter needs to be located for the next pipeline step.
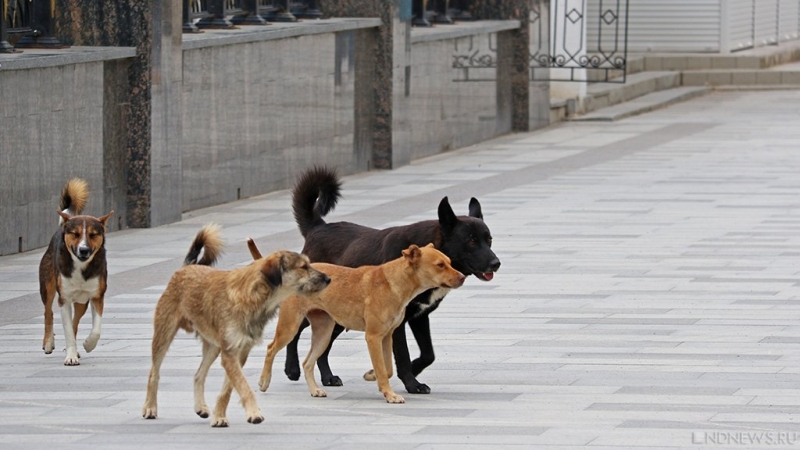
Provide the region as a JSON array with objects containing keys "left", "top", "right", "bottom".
[
  {"left": 727, "top": 0, "right": 755, "bottom": 51},
  {"left": 615, "top": 0, "right": 721, "bottom": 53},
  {"left": 779, "top": 0, "right": 799, "bottom": 41},
  {"left": 754, "top": 0, "right": 779, "bottom": 45}
]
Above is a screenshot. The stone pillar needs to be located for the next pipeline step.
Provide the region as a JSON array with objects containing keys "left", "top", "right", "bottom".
[
  {"left": 322, "top": 0, "right": 412, "bottom": 169},
  {"left": 470, "top": 0, "right": 531, "bottom": 132},
  {"left": 528, "top": 0, "right": 551, "bottom": 130},
  {"left": 56, "top": 0, "right": 182, "bottom": 228}
]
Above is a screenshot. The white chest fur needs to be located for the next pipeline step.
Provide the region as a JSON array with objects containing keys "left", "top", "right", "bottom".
[
  {"left": 417, "top": 287, "right": 450, "bottom": 314},
  {"left": 59, "top": 273, "right": 100, "bottom": 304}
]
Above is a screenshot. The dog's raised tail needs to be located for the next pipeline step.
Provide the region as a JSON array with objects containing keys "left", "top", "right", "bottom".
[
  {"left": 184, "top": 224, "right": 224, "bottom": 266},
  {"left": 59, "top": 178, "right": 90, "bottom": 218},
  {"left": 292, "top": 166, "right": 342, "bottom": 238}
]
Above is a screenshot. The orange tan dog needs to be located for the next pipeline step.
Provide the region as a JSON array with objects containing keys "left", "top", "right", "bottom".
[
  {"left": 249, "top": 240, "right": 465, "bottom": 403},
  {"left": 142, "top": 225, "right": 330, "bottom": 427},
  {"left": 39, "top": 178, "right": 114, "bottom": 366}
]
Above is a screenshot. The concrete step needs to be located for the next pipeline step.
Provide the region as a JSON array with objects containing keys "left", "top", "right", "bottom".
[
  {"left": 682, "top": 68, "right": 800, "bottom": 86},
  {"left": 582, "top": 71, "right": 680, "bottom": 114},
  {"left": 635, "top": 39, "right": 800, "bottom": 71},
  {"left": 571, "top": 86, "right": 709, "bottom": 122}
]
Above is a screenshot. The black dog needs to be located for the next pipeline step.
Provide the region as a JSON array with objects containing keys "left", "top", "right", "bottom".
[{"left": 283, "top": 166, "right": 500, "bottom": 394}]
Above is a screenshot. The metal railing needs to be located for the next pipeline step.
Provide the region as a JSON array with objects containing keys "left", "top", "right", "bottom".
[
  {"left": 451, "top": 0, "right": 630, "bottom": 84},
  {"left": 1, "top": 0, "right": 30, "bottom": 52},
  {"left": 182, "top": 0, "right": 320, "bottom": 30},
  {"left": 413, "top": 0, "right": 474, "bottom": 27},
  {"left": 2, "top": 0, "right": 66, "bottom": 52}
]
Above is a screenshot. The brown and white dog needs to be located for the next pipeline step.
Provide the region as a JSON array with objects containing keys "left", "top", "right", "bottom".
[
  {"left": 38, "top": 178, "right": 114, "bottom": 366},
  {"left": 142, "top": 225, "right": 331, "bottom": 427},
  {"left": 250, "top": 240, "right": 465, "bottom": 404}
]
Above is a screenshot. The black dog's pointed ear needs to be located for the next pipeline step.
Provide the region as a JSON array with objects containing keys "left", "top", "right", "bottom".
[
  {"left": 261, "top": 255, "right": 283, "bottom": 288},
  {"left": 438, "top": 196, "right": 458, "bottom": 233},
  {"left": 468, "top": 197, "right": 483, "bottom": 220}
]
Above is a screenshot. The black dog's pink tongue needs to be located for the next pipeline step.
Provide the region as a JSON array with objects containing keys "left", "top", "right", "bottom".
[{"left": 481, "top": 272, "right": 494, "bottom": 281}]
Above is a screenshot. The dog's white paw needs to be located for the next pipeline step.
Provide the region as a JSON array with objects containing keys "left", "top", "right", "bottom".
[
  {"left": 258, "top": 376, "right": 270, "bottom": 392},
  {"left": 384, "top": 392, "right": 405, "bottom": 404},
  {"left": 363, "top": 369, "right": 377, "bottom": 381},
  {"left": 64, "top": 354, "right": 80, "bottom": 366},
  {"left": 142, "top": 405, "right": 158, "bottom": 419},
  {"left": 83, "top": 333, "right": 100, "bottom": 353},
  {"left": 211, "top": 417, "right": 229, "bottom": 428},
  {"left": 310, "top": 388, "right": 327, "bottom": 398}
]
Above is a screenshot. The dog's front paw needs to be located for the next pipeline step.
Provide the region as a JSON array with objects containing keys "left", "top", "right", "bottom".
[
  {"left": 310, "top": 388, "right": 327, "bottom": 398},
  {"left": 64, "top": 353, "right": 80, "bottom": 366},
  {"left": 43, "top": 335, "right": 55, "bottom": 354},
  {"left": 384, "top": 392, "right": 405, "bottom": 404},
  {"left": 284, "top": 366, "right": 301, "bottom": 381},
  {"left": 195, "top": 406, "right": 210, "bottom": 419},
  {"left": 405, "top": 382, "right": 431, "bottom": 394},
  {"left": 83, "top": 333, "right": 100, "bottom": 353},
  {"left": 258, "top": 375, "right": 271, "bottom": 392},
  {"left": 142, "top": 405, "right": 157, "bottom": 419},
  {"left": 363, "top": 369, "right": 377, "bottom": 381},
  {"left": 246, "top": 412, "right": 265, "bottom": 424},
  {"left": 211, "top": 417, "right": 229, "bottom": 428},
  {"left": 322, "top": 375, "right": 343, "bottom": 387}
]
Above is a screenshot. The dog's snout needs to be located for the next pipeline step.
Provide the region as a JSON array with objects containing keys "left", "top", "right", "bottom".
[
  {"left": 489, "top": 259, "right": 501, "bottom": 272},
  {"left": 77, "top": 246, "right": 91, "bottom": 259}
]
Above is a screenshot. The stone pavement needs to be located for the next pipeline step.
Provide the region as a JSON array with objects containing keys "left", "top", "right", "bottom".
[{"left": 2, "top": 90, "right": 800, "bottom": 449}]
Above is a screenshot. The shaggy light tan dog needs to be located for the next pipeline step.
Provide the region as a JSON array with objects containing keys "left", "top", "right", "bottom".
[{"left": 142, "top": 225, "right": 330, "bottom": 427}]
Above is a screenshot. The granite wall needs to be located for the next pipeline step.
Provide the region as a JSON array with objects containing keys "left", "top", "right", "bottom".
[
  {"left": 406, "top": 30, "right": 513, "bottom": 160},
  {"left": 0, "top": 57, "right": 129, "bottom": 255},
  {"left": 180, "top": 29, "right": 375, "bottom": 211}
]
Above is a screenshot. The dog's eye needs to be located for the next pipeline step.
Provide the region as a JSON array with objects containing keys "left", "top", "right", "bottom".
[
  {"left": 487, "top": 236, "right": 493, "bottom": 246},
  {"left": 436, "top": 262, "right": 445, "bottom": 268},
  {"left": 467, "top": 236, "right": 477, "bottom": 246},
  {"left": 89, "top": 233, "right": 98, "bottom": 239}
]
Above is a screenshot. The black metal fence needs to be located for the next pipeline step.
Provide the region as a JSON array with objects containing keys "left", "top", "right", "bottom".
[
  {"left": 1, "top": 0, "right": 30, "bottom": 51},
  {"left": 2, "top": 0, "right": 68, "bottom": 52},
  {"left": 413, "top": 0, "right": 474, "bottom": 27},
  {"left": 182, "top": 0, "right": 321, "bottom": 30}
]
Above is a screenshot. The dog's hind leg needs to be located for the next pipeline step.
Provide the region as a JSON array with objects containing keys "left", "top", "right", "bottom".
[
  {"left": 82, "top": 297, "right": 103, "bottom": 353},
  {"left": 260, "top": 308, "right": 306, "bottom": 392},
  {"left": 40, "top": 278, "right": 56, "bottom": 354},
  {"left": 303, "top": 310, "right": 336, "bottom": 398},
  {"left": 318, "top": 324, "right": 345, "bottom": 387},
  {"left": 142, "top": 311, "right": 181, "bottom": 419},
  {"left": 194, "top": 339, "right": 220, "bottom": 419},
  {"left": 212, "top": 346, "right": 263, "bottom": 427}
]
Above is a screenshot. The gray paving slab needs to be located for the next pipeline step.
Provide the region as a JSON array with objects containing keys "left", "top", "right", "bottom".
[{"left": 3, "top": 90, "right": 800, "bottom": 448}]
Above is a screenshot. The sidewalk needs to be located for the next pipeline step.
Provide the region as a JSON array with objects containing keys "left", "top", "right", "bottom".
[{"left": 2, "top": 89, "right": 800, "bottom": 449}]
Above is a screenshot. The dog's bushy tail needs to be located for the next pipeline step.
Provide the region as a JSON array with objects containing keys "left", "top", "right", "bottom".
[
  {"left": 184, "top": 224, "right": 224, "bottom": 266},
  {"left": 60, "top": 178, "right": 89, "bottom": 217},
  {"left": 292, "top": 166, "right": 342, "bottom": 238}
]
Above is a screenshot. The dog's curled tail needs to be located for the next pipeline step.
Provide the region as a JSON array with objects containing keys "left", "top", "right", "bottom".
[
  {"left": 184, "top": 223, "right": 224, "bottom": 266},
  {"left": 292, "top": 166, "right": 342, "bottom": 238},
  {"left": 59, "top": 178, "right": 90, "bottom": 218}
]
